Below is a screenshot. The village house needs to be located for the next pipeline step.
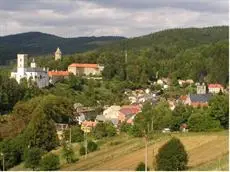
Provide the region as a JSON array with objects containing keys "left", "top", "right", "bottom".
[
  {"left": 208, "top": 84, "right": 224, "bottom": 94},
  {"left": 10, "top": 54, "right": 49, "bottom": 88},
  {"left": 48, "top": 70, "right": 69, "bottom": 84},
  {"left": 184, "top": 83, "right": 212, "bottom": 107},
  {"left": 55, "top": 123, "right": 69, "bottom": 141},
  {"left": 81, "top": 121, "right": 96, "bottom": 133},
  {"left": 68, "top": 63, "right": 104, "bottom": 76},
  {"left": 118, "top": 105, "right": 141, "bottom": 124}
]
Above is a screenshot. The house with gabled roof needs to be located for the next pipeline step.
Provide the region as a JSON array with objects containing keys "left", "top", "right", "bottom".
[{"left": 208, "top": 84, "right": 224, "bottom": 94}]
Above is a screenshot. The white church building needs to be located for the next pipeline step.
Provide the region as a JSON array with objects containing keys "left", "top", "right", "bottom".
[{"left": 10, "top": 54, "right": 49, "bottom": 88}]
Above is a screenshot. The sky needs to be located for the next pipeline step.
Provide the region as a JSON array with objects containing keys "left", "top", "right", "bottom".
[{"left": 0, "top": 0, "right": 229, "bottom": 38}]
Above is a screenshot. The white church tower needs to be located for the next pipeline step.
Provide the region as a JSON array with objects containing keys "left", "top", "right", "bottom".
[
  {"left": 17, "top": 54, "right": 28, "bottom": 76},
  {"left": 55, "top": 47, "right": 62, "bottom": 60}
]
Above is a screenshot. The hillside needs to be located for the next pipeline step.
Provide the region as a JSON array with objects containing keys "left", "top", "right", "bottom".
[
  {"left": 0, "top": 32, "right": 126, "bottom": 65},
  {"left": 61, "top": 132, "right": 228, "bottom": 171},
  {"left": 99, "top": 26, "right": 229, "bottom": 54},
  {"left": 9, "top": 131, "right": 228, "bottom": 171}
]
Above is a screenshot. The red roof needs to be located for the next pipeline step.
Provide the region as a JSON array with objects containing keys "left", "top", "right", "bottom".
[
  {"left": 208, "top": 84, "right": 223, "bottom": 88},
  {"left": 69, "top": 63, "right": 98, "bottom": 68},
  {"left": 81, "top": 121, "right": 96, "bottom": 127},
  {"left": 48, "top": 71, "right": 69, "bottom": 76},
  {"left": 119, "top": 105, "right": 141, "bottom": 116}
]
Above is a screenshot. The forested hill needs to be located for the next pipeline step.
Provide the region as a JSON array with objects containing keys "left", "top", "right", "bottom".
[
  {"left": 98, "top": 26, "right": 229, "bottom": 54},
  {"left": 0, "top": 32, "right": 126, "bottom": 65},
  {"left": 94, "top": 26, "right": 228, "bottom": 85}
]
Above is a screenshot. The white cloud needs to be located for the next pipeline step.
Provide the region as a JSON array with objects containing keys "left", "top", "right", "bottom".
[{"left": 0, "top": 0, "right": 228, "bottom": 37}]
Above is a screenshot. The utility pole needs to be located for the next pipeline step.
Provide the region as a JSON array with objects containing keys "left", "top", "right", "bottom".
[
  {"left": 69, "top": 127, "right": 72, "bottom": 144},
  {"left": 84, "top": 131, "right": 88, "bottom": 159},
  {"left": 145, "top": 135, "right": 148, "bottom": 172}
]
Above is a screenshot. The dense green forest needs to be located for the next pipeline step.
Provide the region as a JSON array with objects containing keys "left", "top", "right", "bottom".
[
  {"left": 35, "top": 26, "right": 229, "bottom": 85},
  {"left": 0, "top": 32, "right": 125, "bottom": 65}
]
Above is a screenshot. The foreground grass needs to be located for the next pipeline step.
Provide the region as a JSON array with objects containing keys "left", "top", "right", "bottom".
[
  {"left": 10, "top": 131, "right": 228, "bottom": 171},
  {"left": 190, "top": 153, "right": 229, "bottom": 171}
]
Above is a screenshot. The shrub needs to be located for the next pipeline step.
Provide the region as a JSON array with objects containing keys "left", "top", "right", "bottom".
[
  {"left": 156, "top": 137, "right": 188, "bottom": 171},
  {"left": 64, "top": 125, "right": 84, "bottom": 143},
  {"left": 135, "top": 162, "right": 149, "bottom": 171},
  {"left": 79, "top": 146, "right": 86, "bottom": 156},
  {"left": 87, "top": 141, "right": 98, "bottom": 152},
  {"left": 62, "top": 143, "right": 75, "bottom": 163},
  {"left": 24, "top": 147, "right": 43, "bottom": 170},
  {"left": 39, "top": 153, "right": 60, "bottom": 171},
  {"left": 93, "top": 122, "right": 116, "bottom": 139}
]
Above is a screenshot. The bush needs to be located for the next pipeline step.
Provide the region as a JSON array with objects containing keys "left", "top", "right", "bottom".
[
  {"left": 188, "top": 111, "right": 221, "bottom": 131},
  {"left": 156, "top": 137, "right": 188, "bottom": 171},
  {"left": 24, "top": 147, "right": 43, "bottom": 170},
  {"left": 39, "top": 153, "right": 60, "bottom": 171},
  {"left": 64, "top": 125, "right": 84, "bottom": 143},
  {"left": 79, "top": 146, "right": 86, "bottom": 156},
  {"left": 87, "top": 141, "right": 98, "bottom": 152},
  {"left": 135, "top": 162, "right": 149, "bottom": 171},
  {"left": 93, "top": 122, "right": 116, "bottom": 139},
  {"left": 62, "top": 143, "right": 75, "bottom": 163}
]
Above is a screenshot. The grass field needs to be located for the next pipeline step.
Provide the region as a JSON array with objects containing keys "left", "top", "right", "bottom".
[
  {"left": 61, "top": 131, "right": 229, "bottom": 171},
  {"left": 10, "top": 131, "right": 229, "bottom": 171}
]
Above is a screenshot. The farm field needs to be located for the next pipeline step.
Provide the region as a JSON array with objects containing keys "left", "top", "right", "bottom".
[{"left": 61, "top": 131, "right": 229, "bottom": 171}]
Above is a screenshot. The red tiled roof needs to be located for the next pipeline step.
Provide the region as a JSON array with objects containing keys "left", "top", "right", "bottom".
[
  {"left": 208, "top": 84, "right": 223, "bottom": 88},
  {"left": 69, "top": 63, "right": 98, "bottom": 68},
  {"left": 81, "top": 121, "right": 96, "bottom": 127},
  {"left": 119, "top": 106, "right": 141, "bottom": 116},
  {"left": 48, "top": 71, "right": 69, "bottom": 76}
]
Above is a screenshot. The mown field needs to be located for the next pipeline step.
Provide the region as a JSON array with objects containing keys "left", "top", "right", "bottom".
[{"left": 10, "top": 131, "right": 229, "bottom": 171}]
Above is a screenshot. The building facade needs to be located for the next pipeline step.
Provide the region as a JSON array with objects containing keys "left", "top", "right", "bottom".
[
  {"left": 68, "top": 63, "right": 104, "bottom": 76},
  {"left": 10, "top": 54, "right": 49, "bottom": 88},
  {"left": 208, "top": 84, "right": 224, "bottom": 94}
]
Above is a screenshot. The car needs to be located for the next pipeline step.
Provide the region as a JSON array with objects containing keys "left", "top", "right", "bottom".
[{"left": 162, "top": 128, "right": 171, "bottom": 133}]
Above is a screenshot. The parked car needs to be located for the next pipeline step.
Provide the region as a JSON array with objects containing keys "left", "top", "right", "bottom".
[{"left": 162, "top": 128, "right": 171, "bottom": 133}]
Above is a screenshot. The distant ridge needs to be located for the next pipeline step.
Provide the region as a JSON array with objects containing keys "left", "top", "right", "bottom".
[{"left": 0, "top": 32, "right": 126, "bottom": 65}]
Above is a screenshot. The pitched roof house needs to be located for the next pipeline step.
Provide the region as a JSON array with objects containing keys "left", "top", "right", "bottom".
[
  {"left": 208, "top": 84, "right": 224, "bottom": 94},
  {"left": 186, "top": 94, "right": 212, "bottom": 107}
]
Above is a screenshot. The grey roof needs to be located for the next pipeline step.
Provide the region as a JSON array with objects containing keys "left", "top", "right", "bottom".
[
  {"left": 189, "top": 94, "right": 212, "bottom": 103},
  {"left": 26, "top": 67, "right": 45, "bottom": 72}
]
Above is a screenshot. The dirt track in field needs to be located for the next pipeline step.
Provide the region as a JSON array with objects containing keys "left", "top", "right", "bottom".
[{"left": 62, "top": 133, "right": 229, "bottom": 171}]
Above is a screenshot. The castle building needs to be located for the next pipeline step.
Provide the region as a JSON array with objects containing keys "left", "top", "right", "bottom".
[
  {"left": 55, "top": 47, "right": 62, "bottom": 60},
  {"left": 10, "top": 54, "right": 49, "bottom": 88},
  {"left": 68, "top": 63, "right": 104, "bottom": 76}
]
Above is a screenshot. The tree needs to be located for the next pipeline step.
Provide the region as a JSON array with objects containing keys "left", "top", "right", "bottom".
[
  {"left": 209, "top": 95, "right": 229, "bottom": 128},
  {"left": 23, "top": 106, "right": 59, "bottom": 151},
  {"left": 24, "top": 147, "right": 43, "bottom": 170},
  {"left": 39, "top": 153, "right": 60, "bottom": 171},
  {"left": 188, "top": 110, "right": 221, "bottom": 132},
  {"left": 156, "top": 137, "right": 188, "bottom": 171},
  {"left": 135, "top": 162, "right": 149, "bottom": 171},
  {"left": 62, "top": 143, "right": 75, "bottom": 163}
]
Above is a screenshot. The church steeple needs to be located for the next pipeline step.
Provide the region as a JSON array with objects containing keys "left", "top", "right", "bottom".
[{"left": 55, "top": 47, "right": 62, "bottom": 60}]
